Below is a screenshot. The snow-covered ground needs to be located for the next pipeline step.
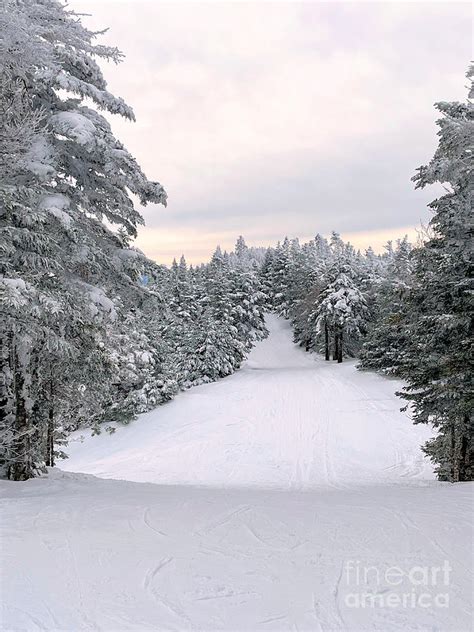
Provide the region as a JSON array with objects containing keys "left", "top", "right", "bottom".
[
  {"left": 1, "top": 316, "right": 472, "bottom": 631},
  {"left": 61, "top": 314, "right": 434, "bottom": 489}
]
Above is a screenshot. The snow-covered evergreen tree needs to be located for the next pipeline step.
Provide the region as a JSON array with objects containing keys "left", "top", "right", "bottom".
[
  {"left": 161, "top": 243, "right": 267, "bottom": 388},
  {"left": 359, "top": 237, "right": 413, "bottom": 373},
  {"left": 396, "top": 67, "right": 474, "bottom": 481},
  {"left": 0, "top": 0, "right": 167, "bottom": 479},
  {"left": 268, "top": 238, "right": 292, "bottom": 317},
  {"left": 311, "top": 263, "right": 368, "bottom": 362}
]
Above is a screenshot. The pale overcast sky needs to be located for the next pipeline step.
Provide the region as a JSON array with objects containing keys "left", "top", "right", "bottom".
[{"left": 71, "top": 1, "right": 471, "bottom": 264}]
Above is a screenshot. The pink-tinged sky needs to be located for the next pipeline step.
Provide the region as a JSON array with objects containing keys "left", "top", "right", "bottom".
[{"left": 71, "top": 1, "right": 471, "bottom": 264}]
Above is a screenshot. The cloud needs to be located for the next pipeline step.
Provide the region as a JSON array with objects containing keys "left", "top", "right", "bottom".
[{"left": 71, "top": 0, "right": 471, "bottom": 263}]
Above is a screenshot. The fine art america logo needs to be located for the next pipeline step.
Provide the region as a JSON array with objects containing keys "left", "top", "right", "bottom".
[{"left": 343, "top": 560, "right": 451, "bottom": 609}]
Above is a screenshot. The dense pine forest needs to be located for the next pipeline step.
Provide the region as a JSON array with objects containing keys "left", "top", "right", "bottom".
[{"left": 1, "top": 0, "right": 472, "bottom": 485}]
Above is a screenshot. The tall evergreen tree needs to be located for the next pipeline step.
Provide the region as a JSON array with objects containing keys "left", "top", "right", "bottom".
[
  {"left": 359, "top": 237, "right": 413, "bottom": 373},
  {"left": 397, "top": 67, "right": 473, "bottom": 481},
  {"left": 0, "top": 0, "right": 167, "bottom": 479},
  {"left": 312, "top": 263, "right": 367, "bottom": 362}
]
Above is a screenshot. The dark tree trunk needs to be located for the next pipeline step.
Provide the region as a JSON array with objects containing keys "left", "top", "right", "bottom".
[
  {"left": 337, "top": 329, "right": 343, "bottom": 363},
  {"left": 458, "top": 431, "right": 467, "bottom": 482},
  {"left": 0, "top": 331, "right": 12, "bottom": 472},
  {"left": 459, "top": 414, "right": 473, "bottom": 482},
  {"left": 46, "top": 374, "right": 54, "bottom": 467},
  {"left": 451, "top": 423, "right": 458, "bottom": 483},
  {"left": 9, "top": 344, "right": 32, "bottom": 481},
  {"left": 333, "top": 332, "right": 338, "bottom": 361},
  {"left": 324, "top": 320, "right": 329, "bottom": 361}
]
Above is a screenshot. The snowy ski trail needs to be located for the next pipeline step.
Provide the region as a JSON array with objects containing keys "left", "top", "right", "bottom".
[
  {"left": 61, "top": 314, "right": 434, "bottom": 488},
  {"left": 1, "top": 315, "right": 473, "bottom": 631}
]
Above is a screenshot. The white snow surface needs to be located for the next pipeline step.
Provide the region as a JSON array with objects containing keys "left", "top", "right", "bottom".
[
  {"left": 39, "top": 194, "right": 72, "bottom": 228},
  {"left": 2, "top": 315, "right": 472, "bottom": 631},
  {"left": 80, "top": 283, "right": 117, "bottom": 321},
  {"left": 49, "top": 111, "right": 96, "bottom": 148},
  {"left": 63, "top": 314, "right": 434, "bottom": 488}
]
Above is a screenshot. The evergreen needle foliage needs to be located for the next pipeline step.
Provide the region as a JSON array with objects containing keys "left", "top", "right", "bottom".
[{"left": 1, "top": 2, "right": 471, "bottom": 483}]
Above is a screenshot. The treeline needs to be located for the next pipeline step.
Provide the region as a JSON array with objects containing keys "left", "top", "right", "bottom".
[
  {"left": 260, "top": 231, "right": 378, "bottom": 360},
  {"left": 261, "top": 66, "right": 473, "bottom": 482},
  {"left": 1, "top": 1, "right": 471, "bottom": 484},
  {"left": 0, "top": 1, "right": 268, "bottom": 480}
]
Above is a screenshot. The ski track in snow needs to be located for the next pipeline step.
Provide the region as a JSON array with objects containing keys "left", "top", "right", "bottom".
[
  {"left": 1, "top": 315, "right": 473, "bottom": 631},
  {"left": 60, "top": 315, "right": 436, "bottom": 489}
]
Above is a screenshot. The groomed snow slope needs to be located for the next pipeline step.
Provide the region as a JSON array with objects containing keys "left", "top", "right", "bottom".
[
  {"left": 1, "top": 315, "right": 472, "bottom": 631},
  {"left": 61, "top": 314, "right": 434, "bottom": 488},
  {"left": 2, "top": 471, "right": 471, "bottom": 631}
]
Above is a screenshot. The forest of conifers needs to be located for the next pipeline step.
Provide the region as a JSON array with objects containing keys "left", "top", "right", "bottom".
[{"left": 1, "top": 0, "right": 472, "bottom": 482}]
